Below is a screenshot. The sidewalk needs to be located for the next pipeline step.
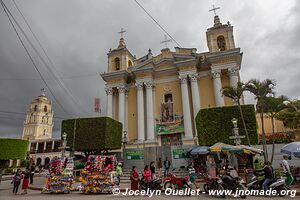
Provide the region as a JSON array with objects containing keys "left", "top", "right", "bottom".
[{"left": 27, "top": 177, "right": 300, "bottom": 196}]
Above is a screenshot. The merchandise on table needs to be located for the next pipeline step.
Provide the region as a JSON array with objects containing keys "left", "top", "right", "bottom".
[
  {"left": 79, "top": 155, "right": 117, "bottom": 194},
  {"left": 42, "top": 157, "right": 74, "bottom": 194}
]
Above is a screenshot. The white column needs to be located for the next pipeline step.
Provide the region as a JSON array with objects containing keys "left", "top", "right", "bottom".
[
  {"left": 125, "top": 90, "right": 129, "bottom": 133},
  {"left": 212, "top": 70, "right": 224, "bottom": 107},
  {"left": 179, "top": 75, "right": 193, "bottom": 138},
  {"left": 145, "top": 81, "right": 155, "bottom": 141},
  {"left": 36, "top": 142, "right": 39, "bottom": 151},
  {"left": 51, "top": 140, "right": 55, "bottom": 150},
  {"left": 28, "top": 141, "right": 31, "bottom": 151},
  {"left": 190, "top": 73, "right": 201, "bottom": 117},
  {"left": 105, "top": 87, "right": 113, "bottom": 117},
  {"left": 136, "top": 83, "right": 145, "bottom": 141},
  {"left": 228, "top": 68, "right": 239, "bottom": 88},
  {"left": 43, "top": 141, "right": 47, "bottom": 151},
  {"left": 118, "top": 86, "right": 126, "bottom": 131}
]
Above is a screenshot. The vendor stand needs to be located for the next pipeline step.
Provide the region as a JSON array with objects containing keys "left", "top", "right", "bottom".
[
  {"left": 209, "top": 142, "right": 263, "bottom": 183},
  {"left": 42, "top": 157, "right": 74, "bottom": 194},
  {"left": 79, "top": 155, "right": 117, "bottom": 194}
]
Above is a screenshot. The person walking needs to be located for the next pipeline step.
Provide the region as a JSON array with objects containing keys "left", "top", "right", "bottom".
[
  {"left": 130, "top": 166, "right": 139, "bottom": 191},
  {"left": 116, "top": 163, "right": 123, "bottom": 186},
  {"left": 157, "top": 158, "right": 163, "bottom": 178},
  {"left": 150, "top": 161, "right": 156, "bottom": 179},
  {"left": 21, "top": 168, "right": 30, "bottom": 194},
  {"left": 143, "top": 165, "right": 152, "bottom": 190},
  {"left": 281, "top": 155, "right": 294, "bottom": 187},
  {"left": 163, "top": 157, "right": 171, "bottom": 177},
  {"left": 29, "top": 164, "right": 35, "bottom": 184},
  {"left": 12, "top": 169, "right": 22, "bottom": 195}
]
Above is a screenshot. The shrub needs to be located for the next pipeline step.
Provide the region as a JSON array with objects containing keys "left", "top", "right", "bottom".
[
  {"left": 61, "top": 117, "right": 122, "bottom": 153},
  {"left": 195, "top": 105, "right": 258, "bottom": 145},
  {"left": 0, "top": 139, "right": 28, "bottom": 160}
]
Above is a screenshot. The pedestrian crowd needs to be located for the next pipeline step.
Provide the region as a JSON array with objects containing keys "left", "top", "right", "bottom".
[{"left": 11, "top": 164, "right": 35, "bottom": 195}]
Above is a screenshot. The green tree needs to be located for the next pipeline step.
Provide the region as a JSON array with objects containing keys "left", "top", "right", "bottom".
[
  {"left": 263, "top": 95, "right": 288, "bottom": 163},
  {"left": 245, "top": 79, "right": 276, "bottom": 162},
  {"left": 221, "top": 82, "right": 251, "bottom": 145},
  {"left": 276, "top": 100, "right": 300, "bottom": 129}
]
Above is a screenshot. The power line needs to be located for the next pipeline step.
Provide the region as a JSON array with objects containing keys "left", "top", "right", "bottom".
[
  {"left": 0, "top": 115, "right": 62, "bottom": 122},
  {"left": 0, "top": 110, "right": 66, "bottom": 119},
  {"left": 10, "top": 0, "right": 89, "bottom": 116},
  {"left": 0, "top": 74, "right": 99, "bottom": 81},
  {"left": 133, "top": 0, "right": 181, "bottom": 47},
  {"left": 0, "top": 0, "right": 71, "bottom": 117}
]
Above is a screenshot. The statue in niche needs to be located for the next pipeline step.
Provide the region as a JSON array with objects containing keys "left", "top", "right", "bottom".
[{"left": 161, "top": 97, "right": 174, "bottom": 123}]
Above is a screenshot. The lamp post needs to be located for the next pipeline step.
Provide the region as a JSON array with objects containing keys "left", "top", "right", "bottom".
[
  {"left": 59, "top": 132, "right": 69, "bottom": 157},
  {"left": 229, "top": 118, "right": 245, "bottom": 146},
  {"left": 122, "top": 131, "right": 128, "bottom": 160}
]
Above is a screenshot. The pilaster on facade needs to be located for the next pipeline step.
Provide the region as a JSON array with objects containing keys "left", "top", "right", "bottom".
[
  {"left": 179, "top": 74, "right": 193, "bottom": 139},
  {"left": 145, "top": 81, "right": 155, "bottom": 141},
  {"left": 211, "top": 69, "right": 224, "bottom": 107},
  {"left": 135, "top": 82, "right": 145, "bottom": 141},
  {"left": 189, "top": 73, "right": 201, "bottom": 115},
  {"left": 105, "top": 86, "right": 113, "bottom": 118},
  {"left": 228, "top": 67, "right": 239, "bottom": 88}
]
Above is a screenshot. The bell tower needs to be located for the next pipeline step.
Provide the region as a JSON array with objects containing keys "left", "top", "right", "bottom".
[
  {"left": 206, "top": 7, "right": 235, "bottom": 53},
  {"left": 22, "top": 89, "right": 54, "bottom": 140},
  {"left": 107, "top": 28, "right": 135, "bottom": 72}
]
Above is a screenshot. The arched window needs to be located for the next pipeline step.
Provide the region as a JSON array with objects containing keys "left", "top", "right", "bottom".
[
  {"left": 114, "top": 57, "right": 120, "bottom": 70},
  {"left": 34, "top": 105, "right": 37, "bottom": 111},
  {"left": 44, "top": 105, "right": 47, "bottom": 112},
  {"left": 128, "top": 60, "right": 133, "bottom": 67},
  {"left": 43, "top": 129, "right": 47, "bottom": 135},
  {"left": 217, "top": 35, "right": 226, "bottom": 51}
]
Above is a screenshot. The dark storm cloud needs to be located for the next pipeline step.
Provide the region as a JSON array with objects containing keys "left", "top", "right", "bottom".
[{"left": 0, "top": 0, "right": 299, "bottom": 138}]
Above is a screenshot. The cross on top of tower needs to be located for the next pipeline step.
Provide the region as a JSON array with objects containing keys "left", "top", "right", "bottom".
[
  {"left": 160, "top": 35, "right": 172, "bottom": 48},
  {"left": 118, "top": 28, "right": 126, "bottom": 38},
  {"left": 209, "top": 4, "right": 220, "bottom": 16},
  {"left": 40, "top": 88, "right": 45, "bottom": 96}
]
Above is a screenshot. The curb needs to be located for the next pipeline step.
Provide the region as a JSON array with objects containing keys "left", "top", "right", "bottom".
[{"left": 28, "top": 186, "right": 300, "bottom": 196}]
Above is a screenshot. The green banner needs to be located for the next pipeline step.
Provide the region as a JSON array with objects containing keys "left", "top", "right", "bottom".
[
  {"left": 125, "top": 149, "right": 144, "bottom": 160},
  {"left": 172, "top": 148, "right": 187, "bottom": 159}
]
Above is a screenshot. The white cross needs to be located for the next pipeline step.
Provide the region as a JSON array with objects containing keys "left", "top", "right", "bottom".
[
  {"left": 118, "top": 28, "right": 126, "bottom": 38},
  {"left": 209, "top": 4, "right": 220, "bottom": 16},
  {"left": 160, "top": 35, "right": 172, "bottom": 48}
]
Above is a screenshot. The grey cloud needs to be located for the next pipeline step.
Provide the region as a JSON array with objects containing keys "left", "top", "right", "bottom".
[{"left": 0, "top": 0, "right": 299, "bottom": 138}]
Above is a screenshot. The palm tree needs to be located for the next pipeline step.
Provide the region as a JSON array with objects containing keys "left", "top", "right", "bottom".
[
  {"left": 263, "top": 95, "right": 288, "bottom": 164},
  {"left": 245, "top": 79, "right": 276, "bottom": 162},
  {"left": 221, "top": 82, "right": 251, "bottom": 146}
]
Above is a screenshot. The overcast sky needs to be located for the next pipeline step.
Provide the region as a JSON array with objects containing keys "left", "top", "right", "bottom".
[{"left": 0, "top": 0, "right": 299, "bottom": 139}]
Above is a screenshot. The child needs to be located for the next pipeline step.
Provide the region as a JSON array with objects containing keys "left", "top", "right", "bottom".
[{"left": 12, "top": 169, "right": 22, "bottom": 195}]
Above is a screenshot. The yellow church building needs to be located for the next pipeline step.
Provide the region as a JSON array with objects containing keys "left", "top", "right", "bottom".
[{"left": 101, "top": 15, "right": 242, "bottom": 148}]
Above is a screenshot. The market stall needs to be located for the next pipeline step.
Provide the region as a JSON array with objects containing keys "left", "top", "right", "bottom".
[
  {"left": 42, "top": 157, "right": 74, "bottom": 194},
  {"left": 209, "top": 142, "right": 263, "bottom": 183},
  {"left": 79, "top": 155, "right": 117, "bottom": 194}
]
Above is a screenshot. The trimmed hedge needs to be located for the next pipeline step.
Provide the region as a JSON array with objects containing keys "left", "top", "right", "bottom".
[
  {"left": 196, "top": 105, "right": 258, "bottom": 145},
  {"left": 61, "top": 117, "right": 122, "bottom": 152},
  {"left": 0, "top": 139, "right": 28, "bottom": 160}
]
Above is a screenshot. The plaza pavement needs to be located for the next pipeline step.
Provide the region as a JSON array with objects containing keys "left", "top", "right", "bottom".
[{"left": 0, "top": 176, "right": 299, "bottom": 199}]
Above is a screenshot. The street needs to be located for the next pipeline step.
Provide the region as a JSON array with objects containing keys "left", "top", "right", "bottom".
[{"left": 0, "top": 178, "right": 298, "bottom": 200}]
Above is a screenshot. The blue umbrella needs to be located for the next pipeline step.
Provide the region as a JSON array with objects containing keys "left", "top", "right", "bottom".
[
  {"left": 280, "top": 142, "right": 300, "bottom": 158},
  {"left": 189, "top": 146, "right": 209, "bottom": 155}
]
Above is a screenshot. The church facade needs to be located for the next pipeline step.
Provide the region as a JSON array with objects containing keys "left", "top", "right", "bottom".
[{"left": 101, "top": 15, "right": 242, "bottom": 148}]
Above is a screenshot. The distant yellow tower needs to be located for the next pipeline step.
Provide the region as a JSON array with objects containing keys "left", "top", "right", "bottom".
[{"left": 22, "top": 89, "right": 54, "bottom": 140}]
